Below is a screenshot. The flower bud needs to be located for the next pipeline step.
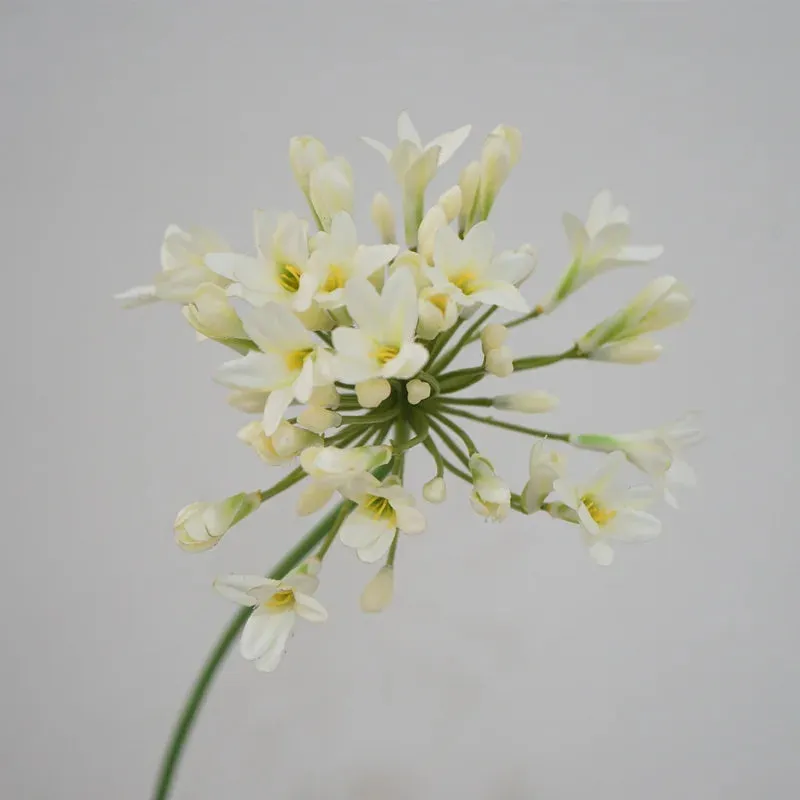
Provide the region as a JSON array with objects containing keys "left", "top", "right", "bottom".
[
  {"left": 289, "top": 136, "right": 328, "bottom": 194},
  {"left": 469, "top": 454, "right": 510, "bottom": 522},
  {"left": 492, "top": 391, "right": 559, "bottom": 414},
  {"left": 588, "top": 337, "right": 663, "bottom": 364},
  {"left": 521, "top": 441, "right": 565, "bottom": 513},
  {"left": 298, "top": 406, "right": 342, "bottom": 434},
  {"left": 227, "top": 389, "right": 269, "bottom": 414},
  {"left": 174, "top": 492, "right": 261, "bottom": 552},
  {"left": 402, "top": 145, "right": 441, "bottom": 247},
  {"left": 480, "top": 323, "right": 508, "bottom": 354},
  {"left": 437, "top": 186, "right": 463, "bottom": 222},
  {"left": 271, "top": 421, "right": 322, "bottom": 457},
  {"left": 417, "top": 204, "right": 448, "bottom": 264},
  {"left": 308, "top": 384, "right": 340, "bottom": 409},
  {"left": 477, "top": 125, "right": 522, "bottom": 220},
  {"left": 458, "top": 160, "right": 481, "bottom": 234},
  {"left": 295, "top": 302, "right": 334, "bottom": 332},
  {"left": 356, "top": 377, "right": 392, "bottom": 409},
  {"left": 406, "top": 378, "right": 432, "bottom": 405},
  {"left": 422, "top": 476, "right": 447, "bottom": 503},
  {"left": 370, "top": 192, "right": 396, "bottom": 244},
  {"left": 309, "top": 157, "right": 354, "bottom": 231},
  {"left": 484, "top": 346, "right": 514, "bottom": 377},
  {"left": 360, "top": 566, "right": 395, "bottom": 613},
  {"left": 182, "top": 284, "right": 246, "bottom": 341}
]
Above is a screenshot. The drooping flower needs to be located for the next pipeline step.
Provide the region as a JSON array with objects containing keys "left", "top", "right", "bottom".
[
  {"left": 554, "top": 452, "right": 662, "bottom": 565},
  {"left": 182, "top": 284, "right": 247, "bottom": 342},
  {"left": 174, "top": 492, "right": 262, "bottom": 552},
  {"left": 238, "top": 420, "right": 321, "bottom": 465},
  {"left": 469, "top": 454, "right": 511, "bottom": 521},
  {"left": 339, "top": 474, "right": 426, "bottom": 563},
  {"left": 332, "top": 267, "right": 429, "bottom": 382},
  {"left": 360, "top": 566, "right": 395, "bottom": 613},
  {"left": 521, "top": 441, "right": 565, "bottom": 513},
  {"left": 115, "top": 225, "right": 230, "bottom": 307},
  {"left": 206, "top": 211, "right": 316, "bottom": 312},
  {"left": 214, "top": 568, "right": 327, "bottom": 672},
  {"left": 544, "top": 191, "right": 664, "bottom": 311},
  {"left": 429, "top": 223, "right": 532, "bottom": 312},
  {"left": 215, "top": 303, "right": 332, "bottom": 434}
]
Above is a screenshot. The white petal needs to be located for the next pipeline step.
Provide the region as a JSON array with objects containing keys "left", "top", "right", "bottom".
[
  {"left": 428, "top": 124, "right": 471, "bottom": 165},
  {"left": 463, "top": 222, "right": 494, "bottom": 266},
  {"left": 263, "top": 387, "right": 293, "bottom": 435},
  {"left": 397, "top": 111, "right": 422, "bottom": 148},
  {"left": 608, "top": 509, "right": 661, "bottom": 542},
  {"left": 296, "top": 481, "right": 335, "bottom": 516},
  {"left": 294, "top": 592, "right": 328, "bottom": 623},
  {"left": 382, "top": 267, "right": 420, "bottom": 343},
  {"left": 253, "top": 613, "right": 295, "bottom": 671},
  {"left": 240, "top": 609, "right": 291, "bottom": 661},
  {"left": 382, "top": 342, "right": 428, "bottom": 380},
  {"left": 615, "top": 245, "right": 664, "bottom": 264},
  {"left": 395, "top": 504, "right": 426, "bottom": 534},
  {"left": 293, "top": 355, "right": 315, "bottom": 403},
  {"left": 586, "top": 190, "right": 614, "bottom": 235},
  {"left": 114, "top": 284, "right": 158, "bottom": 308},
  {"left": 588, "top": 539, "right": 615, "bottom": 566},
  {"left": 239, "top": 303, "right": 309, "bottom": 353},
  {"left": 562, "top": 213, "right": 589, "bottom": 255},
  {"left": 361, "top": 136, "right": 393, "bottom": 162},
  {"left": 214, "top": 575, "right": 278, "bottom": 607},
  {"left": 577, "top": 503, "right": 602, "bottom": 536},
  {"left": 354, "top": 244, "right": 399, "bottom": 277},
  {"left": 357, "top": 530, "right": 395, "bottom": 563},
  {"left": 339, "top": 510, "right": 387, "bottom": 549},
  {"left": 486, "top": 251, "right": 535, "bottom": 286},
  {"left": 215, "top": 351, "right": 286, "bottom": 391},
  {"left": 471, "top": 282, "right": 529, "bottom": 313},
  {"left": 344, "top": 277, "right": 384, "bottom": 334},
  {"left": 204, "top": 252, "right": 245, "bottom": 281},
  {"left": 433, "top": 225, "right": 468, "bottom": 275}
]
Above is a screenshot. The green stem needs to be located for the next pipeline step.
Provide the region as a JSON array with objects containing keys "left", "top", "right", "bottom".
[
  {"left": 427, "top": 415, "right": 472, "bottom": 468},
  {"left": 429, "top": 411, "right": 477, "bottom": 455},
  {"left": 395, "top": 409, "right": 430, "bottom": 452},
  {"left": 151, "top": 499, "right": 353, "bottom": 800},
  {"left": 438, "top": 406, "right": 569, "bottom": 441},
  {"left": 433, "top": 305, "right": 497, "bottom": 373},
  {"left": 338, "top": 406, "right": 399, "bottom": 427},
  {"left": 495, "top": 306, "right": 545, "bottom": 336},
  {"left": 512, "top": 346, "right": 581, "bottom": 371},
  {"left": 436, "top": 366, "right": 486, "bottom": 394},
  {"left": 316, "top": 502, "right": 354, "bottom": 560},
  {"left": 386, "top": 532, "right": 400, "bottom": 566},
  {"left": 440, "top": 455, "right": 472, "bottom": 483},
  {"left": 259, "top": 466, "right": 306, "bottom": 502},
  {"left": 391, "top": 416, "right": 409, "bottom": 476},
  {"left": 426, "top": 318, "right": 465, "bottom": 369},
  {"left": 437, "top": 396, "right": 492, "bottom": 407}
]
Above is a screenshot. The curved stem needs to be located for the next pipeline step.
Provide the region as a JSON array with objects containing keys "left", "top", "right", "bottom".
[
  {"left": 427, "top": 416, "right": 471, "bottom": 469},
  {"left": 437, "top": 405, "right": 569, "bottom": 441},
  {"left": 429, "top": 410, "right": 477, "bottom": 455},
  {"left": 426, "top": 318, "right": 465, "bottom": 370},
  {"left": 258, "top": 466, "right": 306, "bottom": 502},
  {"left": 440, "top": 455, "right": 472, "bottom": 483},
  {"left": 512, "top": 346, "right": 581, "bottom": 371},
  {"left": 151, "top": 499, "right": 354, "bottom": 800},
  {"left": 433, "top": 305, "right": 497, "bottom": 374}
]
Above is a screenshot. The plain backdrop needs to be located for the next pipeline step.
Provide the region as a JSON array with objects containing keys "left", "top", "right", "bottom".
[{"left": 3, "top": 2, "right": 799, "bottom": 798}]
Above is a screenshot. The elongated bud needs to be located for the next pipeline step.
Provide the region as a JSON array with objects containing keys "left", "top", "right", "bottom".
[
  {"left": 295, "top": 302, "right": 334, "bottom": 332},
  {"left": 227, "top": 389, "right": 269, "bottom": 414},
  {"left": 437, "top": 186, "right": 463, "bottom": 223},
  {"left": 588, "top": 337, "right": 663, "bottom": 364},
  {"left": 174, "top": 492, "right": 261, "bottom": 552},
  {"left": 271, "top": 421, "right": 322, "bottom": 457},
  {"left": 403, "top": 145, "right": 440, "bottom": 248},
  {"left": 422, "top": 476, "right": 446, "bottom": 503},
  {"left": 308, "top": 384, "right": 340, "bottom": 409},
  {"left": 182, "top": 284, "right": 246, "bottom": 341},
  {"left": 406, "top": 378, "right": 432, "bottom": 405},
  {"left": 493, "top": 391, "right": 559, "bottom": 414},
  {"left": 298, "top": 406, "right": 342, "bottom": 434},
  {"left": 418, "top": 205, "right": 448, "bottom": 264},
  {"left": 468, "top": 454, "right": 510, "bottom": 522},
  {"left": 485, "top": 346, "right": 514, "bottom": 377},
  {"left": 289, "top": 136, "right": 328, "bottom": 194},
  {"left": 521, "top": 441, "right": 565, "bottom": 513},
  {"left": 481, "top": 323, "right": 508, "bottom": 354},
  {"left": 370, "top": 192, "right": 397, "bottom": 244},
  {"left": 237, "top": 420, "right": 286, "bottom": 465},
  {"left": 458, "top": 160, "right": 481, "bottom": 234},
  {"left": 356, "top": 377, "right": 392, "bottom": 409},
  {"left": 360, "top": 566, "right": 395, "bottom": 613},
  {"left": 309, "top": 157, "right": 354, "bottom": 231},
  {"left": 477, "top": 125, "right": 522, "bottom": 220}
]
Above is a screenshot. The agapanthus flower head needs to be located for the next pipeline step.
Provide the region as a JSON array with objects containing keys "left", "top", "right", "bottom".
[{"left": 119, "top": 110, "right": 697, "bottom": 672}]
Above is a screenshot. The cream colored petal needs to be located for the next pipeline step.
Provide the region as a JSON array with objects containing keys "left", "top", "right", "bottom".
[{"left": 294, "top": 593, "right": 328, "bottom": 623}]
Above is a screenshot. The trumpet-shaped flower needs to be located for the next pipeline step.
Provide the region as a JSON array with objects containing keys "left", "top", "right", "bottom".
[
  {"left": 216, "top": 303, "right": 332, "bottom": 435},
  {"left": 307, "top": 212, "right": 398, "bottom": 310},
  {"left": 360, "top": 566, "right": 395, "bottom": 613},
  {"left": 430, "top": 223, "right": 532, "bottom": 312},
  {"left": 332, "top": 268, "right": 429, "bottom": 382},
  {"left": 521, "top": 441, "right": 566, "bottom": 513},
  {"left": 339, "top": 474, "right": 426, "bottom": 563},
  {"left": 309, "top": 157, "right": 354, "bottom": 232},
  {"left": 238, "top": 420, "right": 321, "bottom": 465},
  {"left": 214, "top": 569, "right": 327, "bottom": 672},
  {"left": 417, "top": 284, "right": 459, "bottom": 339},
  {"left": 476, "top": 124, "right": 522, "bottom": 221},
  {"left": 554, "top": 452, "right": 662, "bottom": 565},
  {"left": 206, "top": 211, "right": 316, "bottom": 312},
  {"left": 469, "top": 454, "right": 511, "bottom": 521},
  {"left": 544, "top": 191, "right": 664, "bottom": 311},
  {"left": 182, "top": 284, "right": 247, "bottom": 342},
  {"left": 174, "top": 491, "right": 261, "bottom": 552},
  {"left": 115, "top": 225, "right": 230, "bottom": 307}
]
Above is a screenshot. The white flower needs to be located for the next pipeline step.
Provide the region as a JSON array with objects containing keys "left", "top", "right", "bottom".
[
  {"left": 174, "top": 492, "right": 261, "bottom": 552},
  {"left": 422, "top": 476, "right": 446, "bottom": 504},
  {"left": 332, "top": 267, "right": 429, "bottom": 382},
  {"left": 587, "top": 337, "right": 663, "bottom": 364},
  {"left": 115, "top": 225, "right": 230, "bottom": 307},
  {"left": 554, "top": 452, "right": 662, "bottom": 565},
  {"left": 544, "top": 191, "right": 664, "bottom": 311},
  {"left": 484, "top": 345, "right": 514, "bottom": 377},
  {"left": 307, "top": 212, "right": 398, "bottom": 310},
  {"left": 521, "top": 441, "right": 565, "bottom": 512},
  {"left": 430, "top": 223, "right": 532, "bottom": 312},
  {"left": 406, "top": 378, "right": 431, "bottom": 405},
  {"left": 355, "top": 378, "right": 392, "bottom": 409},
  {"left": 437, "top": 186, "right": 463, "bottom": 222},
  {"left": 469, "top": 454, "right": 511, "bottom": 521},
  {"left": 370, "top": 192, "right": 397, "bottom": 244},
  {"left": 339, "top": 475, "right": 426, "bottom": 563},
  {"left": 475, "top": 124, "right": 522, "bottom": 221},
  {"left": 417, "top": 284, "right": 459, "bottom": 340},
  {"left": 289, "top": 135, "right": 328, "bottom": 194},
  {"left": 493, "top": 391, "right": 559, "bottom": 414},
  {"left": 360, "top": 566, "right": 395, "bottom": 613},
  {"left": 577, "top": 276, "right": 692, "bottom": 354},
  {"left": 238, "top": 420, "right": 321, "bottom": 465},
  {"left": 182, "top": 284, "right": 247, "bottom": 341},
  {"left": 570, "top": 413, "right": 702, "bottom": 507},
  {"left": 417, "top": 205, "right": 448, "bottom": 264},
  {"left": 309, "top": 157, "right": 354, "bottom": 231},
  {"left": 308, "top": 384, "right": 340, "bottom": 409},
  {"left": 214, "top": 569, "right": 327, "bottom": 672},
  {"left": 206, "top": 211, "right": 316, "bottom": 312},
  {"left": 363, "top": 111, "right": 471, "bottom": 246},
  {"left": 297, "top": 445, "right": 392, "bottom": 515},
  {"left": 216, "top": 303, "right": 332, "bottom": 435}
]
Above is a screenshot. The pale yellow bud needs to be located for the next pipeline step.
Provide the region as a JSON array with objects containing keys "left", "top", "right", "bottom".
[
  {"left": 481, "top": 323, "right": 508, "bottom": 354},
  {"left": 356, "top": 378, "right": 392, "bottom": 409},
  {"left": 417, "top": 205, "right": 448, "bottom": 264},
  {"left": 458, "top": 160, "right": 481, "bottom": 234},
  {"left": 492, "top": 391, "right": 559, "bottom": 414},
  {"left": 437, "top": 186, "right": 463, "bottom": 223},
  {"left": 406, "top": 378, "right": 432, "bottom": 405},
  {"left": 295, "top": 302, "right": 333, "bottom": 331},
  {"left": 485, "top": 346, "right": 514, "bottom": 377},
  {"left": 298, "top": 406, "right": 342, "bottom": 434},
  {"left": 308, "top": 384, "right": 341, "bottom": 409},
  {"left": 422, "top": 476, "right": 447, "bottom": 504},
  {"left": 588, "top": 338, "right": 663, "bottom": 364},
  {"left": 289, "top": 136, "right": 328, "bottom": 193},
  {"left": 360, "top": 566, "right": 395, "bottom": 613},
  {"left": 370, "top": 192, "right": 397, "bottom": 244}
]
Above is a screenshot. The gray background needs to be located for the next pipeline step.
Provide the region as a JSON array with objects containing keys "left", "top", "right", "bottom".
[{"left": 3, "top": 2, "right": 798, "bottom": 798}]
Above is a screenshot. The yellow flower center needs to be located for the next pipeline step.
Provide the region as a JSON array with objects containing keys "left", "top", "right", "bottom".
[
  {"left": 581, "top": 494, "right": 617, "bottom": 526},
  {"left": 321, "top": 264, "right": 347, "bottom": 293},
  {"left": 285, "top": 347, "right": 313, "bottom": 372},
  {"left": 374, "top": 344, "right": 399, "bottom": 364},
  {"left": 278, "top": 263, "right": 303, "bottom": 293},
  {"left": 451, "top": 269, "right": 479, "bottom": 295},
  {"left": 427, "top": 293, "right": 450, "bottom": 314},
  {"left": 364, "top": 495, "right": 396, "bottom": 523},
  {"left": 265, "top": 588, "right": 296, "bottom": 611}
]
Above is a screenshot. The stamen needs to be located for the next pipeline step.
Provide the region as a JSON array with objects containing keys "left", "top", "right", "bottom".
[
  {"left": 581, "top": 495, "right": 617, "bottom": 526},
  {"left": 278, "top": 264, "right": 303, "bottom": 293},
  {"left": 374, "top": 345, "right": 400, "bottom": 365},
  {"left": 321, "top": 264, "right": 347, "bottom": 292},
  {"left": 285, "top": 347, "right": 314, "bottom": 372},
  {"left": 265, "top": 588, "right": 295, "bottom": 610}
]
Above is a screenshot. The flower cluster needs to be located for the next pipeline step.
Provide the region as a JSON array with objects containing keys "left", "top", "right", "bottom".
[{"left": 118, "top": 112, "right": 700, "bottom": 672}]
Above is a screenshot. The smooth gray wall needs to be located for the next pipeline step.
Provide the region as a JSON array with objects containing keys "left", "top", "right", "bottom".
[{"left": 3, "top": 2, "right": 798, "bottom": 798}]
